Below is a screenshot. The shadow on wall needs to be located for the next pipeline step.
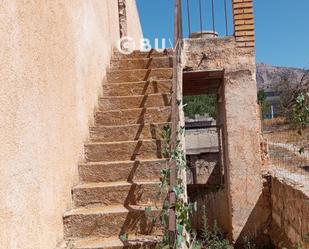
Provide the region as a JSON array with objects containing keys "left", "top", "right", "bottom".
[{"left": 235, "top": 175, "right": 274, "bottom": 249}]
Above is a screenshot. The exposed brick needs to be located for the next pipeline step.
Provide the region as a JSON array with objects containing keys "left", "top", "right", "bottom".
[
  {"left": 235, "top": 19, "right": 254, "bottom": 25},
  {"left": 236, "top": 41, "right": 255, "bottom": 48},
  {"left": 234, "top": 2, "right": 253, "bottom": 9},
  {"left": 235, "top": 35, "right": 255, "bottom": 42},
  {"left": 233, "top": 0, "right": 255, "bottom": 48},
  {"left": 235, "top": 30, "right": 255, "bottom": 36},
  {"left": 234, "top": 24, "right": 254, "bottom": 31},
  {"left": 233, "top": 0, "right": 248, "bottom": 3},
  {"left": 234, "top": 13, "right": 254, "bottom": 20},
  {"left": 244, "top": 41, "right": 255, "bottom": 47},
  {"left": 234, "top": 8, "right": 253, "bottom": 15}
]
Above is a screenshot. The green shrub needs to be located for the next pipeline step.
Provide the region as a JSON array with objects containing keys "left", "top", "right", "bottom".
[{"left": 183, "top": 95, "right": 217, "bottom": 119}]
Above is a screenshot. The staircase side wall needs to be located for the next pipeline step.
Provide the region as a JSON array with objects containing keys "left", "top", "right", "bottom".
[
  {"left": 0, "top": 1, "right": 142, "bottom": 249},
  {"left": 126, "top": 0, "right": 143, "bottom": 42}
]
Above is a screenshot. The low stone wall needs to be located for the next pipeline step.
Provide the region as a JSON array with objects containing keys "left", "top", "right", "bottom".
[
  {"left": 191, "top": 170, "right": 309, "bottom": 248},
  {"left": 270, "top": 170, "right": 309, "bottom": 248}
]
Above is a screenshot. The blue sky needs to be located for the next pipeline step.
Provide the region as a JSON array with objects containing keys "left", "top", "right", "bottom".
[{"left": 136, "top": 0, "right": 309, "bottom": 68}]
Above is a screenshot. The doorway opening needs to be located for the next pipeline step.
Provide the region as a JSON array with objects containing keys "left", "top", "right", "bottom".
[{"left": 183, "top": 69, "right": 226, "bottom": 188}]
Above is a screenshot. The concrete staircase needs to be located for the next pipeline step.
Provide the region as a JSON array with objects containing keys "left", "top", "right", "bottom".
[{"left": 62, "top": 50, "right": 173, "bottom": 249}]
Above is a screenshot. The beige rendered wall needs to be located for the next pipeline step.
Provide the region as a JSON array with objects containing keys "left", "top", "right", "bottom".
[
  {"left": 126, "top": 0, "right": 143, "bottom": 42},
  {"left": 183, "top": 37, "right": 263, "bottom": 243},
  {"left": 0, "top": 1, "right": 142, "bottom": 249}
]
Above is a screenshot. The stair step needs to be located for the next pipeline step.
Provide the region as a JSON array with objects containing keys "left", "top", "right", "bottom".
[
  {"left": 99, "top": 94, "right": 171, "bottom": 111},
  {"left": 89, "top": 123, "right": 169, "bottom": 142},
  {"left": 67, "top": 235, "right": 160, "bottom": 249},
  {"left": 79, "top": 159, "right": 168, "bottom": 183},
  {"left": 73, "top": 181, "right": 165, "bottom": 207},
  {"left": 61, "top": 51, "right": 173, "bottom": 247},
  {"left": 113, "top": 49, "right": 172, "bottom": 59},
  {"left": 107, "top": 69, "right": 172, "bottom": 83},
  {"left": 94, "top": 107, "right": 171, "bottom": 126},
  {"left": 85, "top": 140, "right": 165, "bottom": 162},
  {"left": 63, "top": 205, "right": 162, "bottom": 239},
  {"left": 111, "top": 57, "right": 173, "bottom": 70},
  {"left": 103, "top": 80, "right": 171, "bottom": 97}
]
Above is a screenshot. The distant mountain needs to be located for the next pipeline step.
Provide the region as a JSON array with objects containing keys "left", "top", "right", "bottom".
[{"left": 256, "top": 63, "right": 307, "bottom": 91}]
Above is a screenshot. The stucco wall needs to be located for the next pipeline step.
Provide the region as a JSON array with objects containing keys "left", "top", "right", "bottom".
[
  {"left": 0, "top": 1, "right": 142, "bottom": 249},
  {"left": 126, "top": 0, "right": 143, "bottom": 42},
  {"left": 183, "top": 37, "right": 263, "bottom": 243}
]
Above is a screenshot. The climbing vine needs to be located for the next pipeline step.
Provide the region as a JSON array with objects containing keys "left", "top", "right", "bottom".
[
  {"left": 156, "top": 124, "right": 197, "bottom": 249},
  {"left": 157, "top": 122, "right": 233, "bottom": 249}
]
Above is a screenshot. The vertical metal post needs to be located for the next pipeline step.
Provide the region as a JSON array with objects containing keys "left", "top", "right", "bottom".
[
  {"left": 170, "top": 0, "right": 182, "bottom": 244},
  {"left": 217, "top": 126, "right": 224, "bottom": 185},
  {"left": 179, "top": 0, "right": 183, "bottom": 39},
  {"left": 224, "top": 0, "right": 229, "bottom": 35},
  {"left": 174, "top": 0, "right": 182, "bottom": 46},
  {"left": 231, "top": 0, "right": 235, "bottom": 35},
  {"left": 187, "top": 0, "right": 191, "bottom": 37},
  {"left": 212, "top": 0, "right": 216, "bottom": 36},
  {"left": 199, "top": 0, "right": 203, "bottom": 34}
]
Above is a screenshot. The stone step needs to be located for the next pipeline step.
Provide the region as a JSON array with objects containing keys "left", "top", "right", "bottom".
[
  {"left": 103, "top": 80, "right": 171, "bottom": 97},
  {"left": 111, "top": 57, "right": 173, "bottom": 70},
  {"left": 63, "top": 205, "right": 162, "bottom": 239},
  {"left": 113, "top": 49, "right": 172, "bottom": 59},
  {"left": 73, "top": 181, "right": 165, "bottom": 207},
  {"left": 85, "top": 140, "right": 165, "bottom": 162},
  {"left": 78, "top": 159, "right": 167, "bottom": 183},
  {"left": 107, "top": 69, "right": 172, "bottom": 83},
  {"left": 66, "top": 235, "right": 160, "bottom": 249},
  {"left": 99, "top": 94, "right": 171, "bottom": 111},
  {"left": 89, "top": 123, "right": 169, "bottom": 142},
  {"left": 94, "top": 107, "right": 171, "bottom": 126}
]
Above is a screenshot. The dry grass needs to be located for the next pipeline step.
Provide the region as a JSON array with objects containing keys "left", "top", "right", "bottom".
[
  {"left": 263, "top": 117, "right": 287, "bottom": 127},
  {"left": 269, "top": 145, "right": 309, "bottom": 175},
  {"left": 264, "top": 128, "right": 309, "bottom": 147},
  {"left": 263, "top": 124, "right": 309, "bottom": 176}
]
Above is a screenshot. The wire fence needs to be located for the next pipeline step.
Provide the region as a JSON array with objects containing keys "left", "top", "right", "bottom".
[{"left": 262, "top": 118, "right": 309, "bottom": 180}]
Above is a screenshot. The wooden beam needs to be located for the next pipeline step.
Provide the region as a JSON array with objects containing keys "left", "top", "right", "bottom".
[{"left": 183, "top": 69, "right": 224, "bottom": 96}]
